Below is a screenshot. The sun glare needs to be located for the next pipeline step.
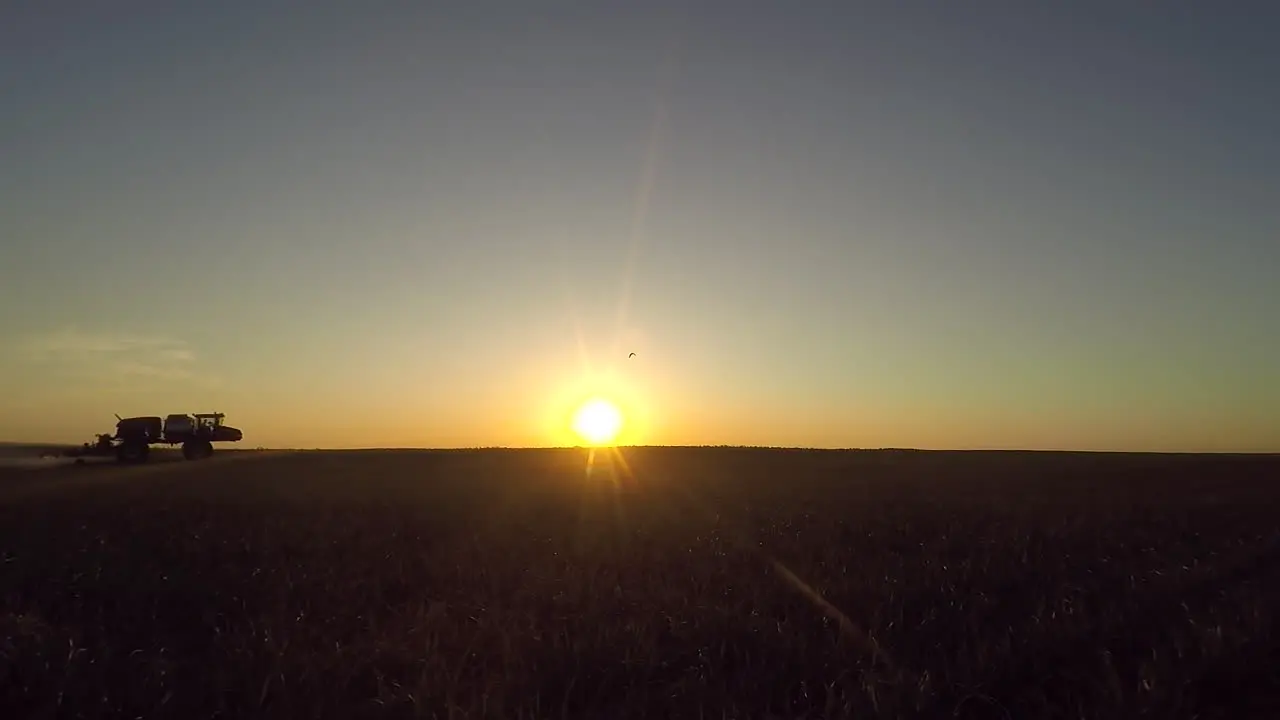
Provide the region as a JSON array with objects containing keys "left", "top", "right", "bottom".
[{"left": 571, "top": 397, "right": 624, "bottom": 446}]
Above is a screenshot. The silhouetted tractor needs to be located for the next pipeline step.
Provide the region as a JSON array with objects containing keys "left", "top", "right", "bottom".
[{"left": 71, "top": 413, "right": 244, "bottom": 464}]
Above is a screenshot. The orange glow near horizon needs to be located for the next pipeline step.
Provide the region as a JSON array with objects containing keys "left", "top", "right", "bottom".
[{"left": 540, "top": 366, "right": 655, "bottom": 447}]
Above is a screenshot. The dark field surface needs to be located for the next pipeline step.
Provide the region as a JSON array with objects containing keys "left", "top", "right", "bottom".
[{"left": 1, "top": 448, "right": 1278, "bottom": 719}]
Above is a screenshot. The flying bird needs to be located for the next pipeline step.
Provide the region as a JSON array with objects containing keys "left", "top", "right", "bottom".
[{"left": 628, "top": 352, "right": 636, "bottom": 358}]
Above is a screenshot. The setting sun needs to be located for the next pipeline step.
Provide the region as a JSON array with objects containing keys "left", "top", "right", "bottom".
[{"left": 571, "top": 397, "right": 624, "bottom": 446}]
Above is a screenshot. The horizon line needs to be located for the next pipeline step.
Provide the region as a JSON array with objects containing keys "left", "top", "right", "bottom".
[{"left": 2, "top": 441, "right": 1277, "bottom": 456}]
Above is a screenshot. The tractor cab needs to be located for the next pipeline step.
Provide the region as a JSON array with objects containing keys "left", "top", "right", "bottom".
[
  {"left": 161, "top": 412, "right": 243, "bottom": 443},
  {"left": 193, "top": 413, "right": 226, "bottom": 432},
  {"left": 195, "top": 412, "right": 243, "bottom": 443}
]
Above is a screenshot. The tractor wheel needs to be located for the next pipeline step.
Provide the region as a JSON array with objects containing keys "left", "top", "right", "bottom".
[
  {"left": 116, "top": 442, "right": 149, "bottom": 464},
  {"left": 183, "top": 439, "right": 214, "bottom": 461}
]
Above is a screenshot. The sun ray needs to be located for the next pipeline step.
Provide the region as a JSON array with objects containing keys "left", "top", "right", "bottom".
[{"left": 611, "top": 23, "right": 684, "bottom": 359}]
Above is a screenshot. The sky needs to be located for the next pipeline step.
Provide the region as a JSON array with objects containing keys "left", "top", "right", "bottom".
[{"left": 2, "top": 2, "right": 1278, "bottom": 451}]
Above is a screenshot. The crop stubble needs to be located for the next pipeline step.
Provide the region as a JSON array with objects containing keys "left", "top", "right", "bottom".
[{"left": 0, "top": 449, "right": 1277, "bottom": 719}]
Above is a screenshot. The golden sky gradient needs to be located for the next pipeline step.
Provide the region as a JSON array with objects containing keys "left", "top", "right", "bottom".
[{"left": 2, "top": 4, "right": 1277, "bottom": 451}]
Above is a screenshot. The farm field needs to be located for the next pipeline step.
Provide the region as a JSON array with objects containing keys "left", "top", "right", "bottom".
[{"left": 1, "top": 448, "right": 1277, "bottom": 719}]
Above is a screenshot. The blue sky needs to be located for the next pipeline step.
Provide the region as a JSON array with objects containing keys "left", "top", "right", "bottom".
[{"left": 2, "top": 2, "right": 1277, "bottom": 450}]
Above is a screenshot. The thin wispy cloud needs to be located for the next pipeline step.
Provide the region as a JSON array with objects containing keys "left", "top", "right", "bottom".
[
  {"left": 16, "top": 327, "right": 218, "bottom": 388},
  {"left": 20, "top": 327, "right": 189, "bottom": 360},
  {"left": 157, "top": 348, "right": 197, "bottom": 363},
  {"left": 114, "top": 360, "right": 195, "bottom": 381}
]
